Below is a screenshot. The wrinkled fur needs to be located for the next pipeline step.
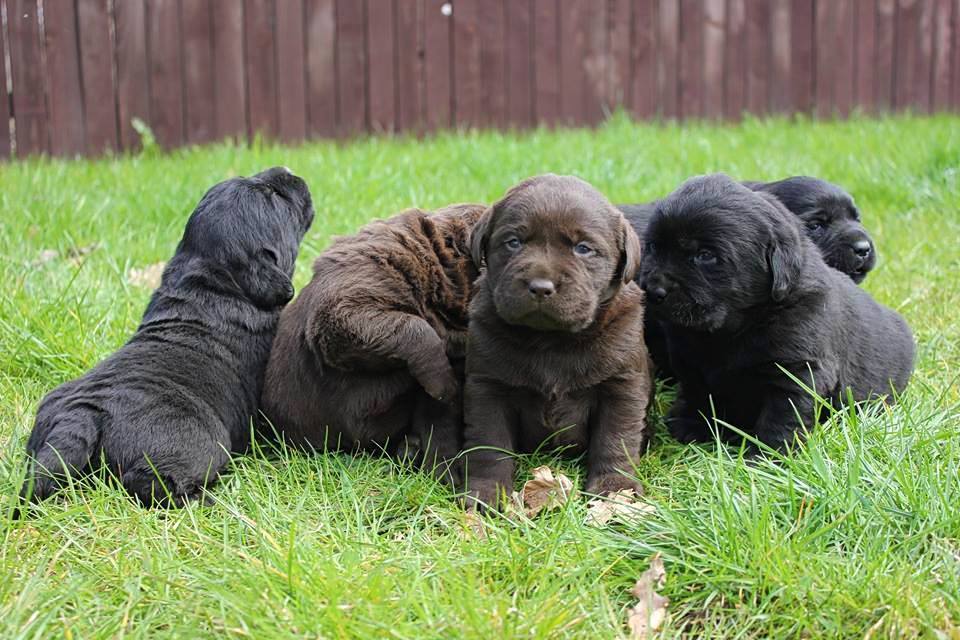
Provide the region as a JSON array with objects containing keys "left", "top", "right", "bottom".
[
  {"left": 260, "top": 204, "right": 485, "bottom": 477},
  {"left": 638, "top": 173, "right": 914, "bottom": 450},
  {"left": 461, "top": 174, "right": 652, "bottom": 508},
  {"left": 23, "top": 167, "right": 314, "bottom": 506}
]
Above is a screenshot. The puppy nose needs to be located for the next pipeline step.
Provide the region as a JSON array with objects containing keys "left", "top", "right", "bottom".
[
  {"left": 528, "top": 278, "right": 556, "bottom": 298},
  {"left": 852, "top": 240, "right": 871, "bottom": 258},
  {"left": 647, "top": 286, "right": 669, "bottom": 303}
]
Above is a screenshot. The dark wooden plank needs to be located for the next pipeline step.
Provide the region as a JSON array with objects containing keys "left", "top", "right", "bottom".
[
  {"left": 245, "top": 0, "right": 279, "bottom": 138},
  {"left": 44, "top": 0, "right": 86, "bottom": 156},
  {"left": 952, "top": 0, "right": 960, "bottom": 108},
  {"left": 832, "top": 0, "right": 855, "bottom": 117},
  {"left": 630, "top": 0, "right": 658, "bottom": 119},
  {"left": 366, "top": 0, "right": 396, "bottom": 132},
  {"left": 789, "top": 0, "right": 814, "bottom": 114},
  {"left": 679, "top": 0, "right": 704, "bottom": 119},
  {"left": 424, "top": 0, "right": 453, "bottom": 131},
  {"left": 609, "top": 0, "right": 632, "bottom": 111},
  {"left": 306, "top": 0, "right": 337, "bottom": 137},
  {"left": 657, "top": 0, "right": 680, "bottom": 119},
  {"left": 702, "top": 0, "right": 725, "bottom": 119},
  {"left": 77, "top": 0, "right": 118, "bottom": 152},
  {"left": 931, "top": 0, "right": 954, "bottom": 110},
  {"left": 181, "top": 0, "right": 216, "bottom": 145},
  {"left": 210, "top": 0, "right": 247, "bottom": 141},
  {"left": 8, "top": 0, "right": 49, "bottom": 155},
  {"left": 453, "top": 0, "right": 482, "bottom": 128},
  {"left": 854, "top": 0, "right": 878, "bottom": 111},
  {"left": 505, "top": 0, "right": 533, "bottom": 127},
  {"left": 894, "top": 0, "right": 919, "bottom": 110},
  {"left": 479, "top": 0, "right": 507, "bottom": 128},
  {"left": 875, "top": 0, "right": 897, "bottom": 110},
  {"left": 814, "top": 0, "right": 835, "bottom": 116},
  {"left": 912, "top": 0, "right": 935, "bottom": 113},
  {"left": 0, "top": 10, "right": 10, "bottom": 158},
  {"left": 582, "top": 0, "right": 607, "bottom": 123},
  {"left": 532, "top": 0, "right": 560, "bottom": 125},
  {"left": 146, "top": 0, "right": 184, "bottom": 148},
  {"left": 114, "top": 0, "right": 150, "bottom": 149},
  {"left": 745, "top": 0, "right": 769, "bottom": 116},
  {"left": 276, "top": 0, "right": 308, "bottom": 141},
  {"left": 395, "top": 0, "right": 422, "bottom": 132},
  {"left": 724, "top": 0, "right": 746, "bottom": 119},
  {"left": 769, "top": 0, "right": 791, "bottom": 113},
  {"left": 336, "top": 0, "right": 367, "bottom": 135}
]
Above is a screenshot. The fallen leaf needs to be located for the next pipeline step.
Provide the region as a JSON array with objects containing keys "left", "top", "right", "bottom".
[
  {"left": 33, "top": 243, "right": 101, "bottom": 267},
  {"left": 513, "top": 465, "right": 577, "bottom": 518},
  {"left": 627, "top": 553, "right": 669, "bottom": 639},
  {"left": 584, "top": 489, "right": 656, "bottom": 527},
  {"left": 461, "top": 511, "right": 488, "bottom": 541},
  {"left": 127, "top": 261, "right": 166, "bottom": 289}
]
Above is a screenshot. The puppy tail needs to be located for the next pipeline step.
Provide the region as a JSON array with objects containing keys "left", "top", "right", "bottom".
[{"left": 21, "top": 410, "right": 102, "bottom": 504}]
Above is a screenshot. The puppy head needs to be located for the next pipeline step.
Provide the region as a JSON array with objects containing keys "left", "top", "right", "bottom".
[
  {"left": 751, "top": 176, "right": 875, "bottom": 283},
  {"left": 174, "top": 166, "right": 314, "bottom": 309},
  {"left": 471, "top": 174, "right": 640, "bottom": 332},
  {"left": 640, "top": 173, "right": 807, "bottom": 332}
]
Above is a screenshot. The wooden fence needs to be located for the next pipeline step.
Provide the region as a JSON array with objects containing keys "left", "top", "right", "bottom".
[{"left": 1, "top": 0, "right": 958, "bottom": 158}]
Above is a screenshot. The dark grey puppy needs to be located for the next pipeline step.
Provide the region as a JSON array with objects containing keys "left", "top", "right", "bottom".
[
  {"left": 638, "top": 173, "right": 913, "bottom": 450},
  {"left": 22, "top": 167, "right": 313, "bottom": 506}
]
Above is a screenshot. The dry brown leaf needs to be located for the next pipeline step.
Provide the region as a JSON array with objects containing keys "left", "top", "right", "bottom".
[
  {"left": 627, "top": 553, "right": 669, "bottom": 639},
  {"left": 127, "top": 262, "right": 167, "bottom": 289},
  {"left": 461, "top": 511, "right": 488, "bottom": 541},
  {"left": 584, "top": 489, "right": 656, "bottom": 527},
  {"left": 33, "top": 243, "right": 101, "bottom": 267},
  {"left": 513, "top": 465, "right": 577, "bottom": 518}
]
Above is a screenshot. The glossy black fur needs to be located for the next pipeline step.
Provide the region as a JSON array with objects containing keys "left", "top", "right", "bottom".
[
  {"left": 21, "top": 167, "right": 314, "bottom": 507},
  {"left": 638, "top": 174, "right": 914, "bottom": 450}
]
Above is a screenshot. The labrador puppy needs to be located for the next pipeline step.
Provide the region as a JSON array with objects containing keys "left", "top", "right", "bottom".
[
  {"left": 638, "top": 173, "right": 914, "bottom": 450},
  {"left": 22, "top": 167, "right": 314, "bottom": 506},
  {"left": 259, "top": 203, "right": 486, "bottom": 478},
  {"left": 461, "top": 174, "right": 652, "bottom": 508}
]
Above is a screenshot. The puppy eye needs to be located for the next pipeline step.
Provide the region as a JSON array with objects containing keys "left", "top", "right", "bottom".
[
  {"left": 693, "top": 249, "right": 717, "bottom": 266},
  {"left": 574, "top": 242, "right": 595, "bottom": 256},
  {"left": 807, "top": 220, "right": 825, "bottom": 232},
  {"left": 505, "top": 237, "right": 523, "bottom": 251},
  {"left": 262, "top": 248, "right": 280, "bottom": 265}
]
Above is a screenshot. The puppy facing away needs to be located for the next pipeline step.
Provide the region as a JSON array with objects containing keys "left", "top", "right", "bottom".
[
  {"left": 259, "top": 203, "right": 486, "bottom": 476},
  {"left": 23, "top": 167, "right": 314, "bottom": 505},
  {"left": 639, "top": 174, "right": 914, "bottom": 450},
  {"left": 461, "top": 174, "right": 652, "bottom": 508}
]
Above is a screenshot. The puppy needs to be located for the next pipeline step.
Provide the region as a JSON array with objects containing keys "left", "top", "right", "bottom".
[
  {"left": 22, "top": 167, "right": 314, "bottom": 505},
  {"left": 461, "top": 174, "right": 652, "bottom": 508},
  {"left": 639, "top": 174, "right": 914, "bottom": 450},
  {"left": 259, "top": 203, "right": 486, "bottom": 477}
]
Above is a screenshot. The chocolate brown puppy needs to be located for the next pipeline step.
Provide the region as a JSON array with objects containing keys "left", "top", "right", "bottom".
[
  {"left": 461, "top": 175, "right": 652, "bottom": 508},
  {"left": 260, "top": 203, "right": 486, "bottom": 477}
]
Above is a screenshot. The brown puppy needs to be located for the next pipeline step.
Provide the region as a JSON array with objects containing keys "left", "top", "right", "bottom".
[
  {"left": 461, "top": 175, "right": 652, "bottom": 508},
  {"left": 260, "top": 203, "right": 486, "bottom": 477}
]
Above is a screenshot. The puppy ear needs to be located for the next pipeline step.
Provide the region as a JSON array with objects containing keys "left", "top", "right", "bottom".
[
  {"left": 469, "top": 206, "right": 495, "bottom": 268},
  {"left": 616, "top": 217, "right": 643, "bottom": 284},
  {"left": 240, "top": 249, "right": 295, "bottom": 309},
  {"left": 760, "top": 193, "right": 805, "bottom": 302}
]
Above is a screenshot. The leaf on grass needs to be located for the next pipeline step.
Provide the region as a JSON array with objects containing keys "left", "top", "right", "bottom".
[
  {"left": 127, "top": 262, "right": 166, "bottom": 289},
  {"left": 33, "top": 243, "right": 101, "bottom": 267},
  {"left": 461, "top": 511, "right": 488, "bottom": 541},
  {"left": 627, "top": 553, "right": 669, "bottom": 639},
  {"left": 511, "top": 465, "right": 577, "bottom": 518},
  {"left": 584, "top": 489, "right": 656, "bottom": 527}
]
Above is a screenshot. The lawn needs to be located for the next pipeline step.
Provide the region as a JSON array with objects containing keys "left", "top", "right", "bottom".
[{"left": 1, "top": 114, "right": 958, "bottom": 639}]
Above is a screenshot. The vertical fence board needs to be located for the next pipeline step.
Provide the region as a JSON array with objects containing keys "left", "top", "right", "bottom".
[
  {"left": 814, "top": 0, "right": 835, "bottom": 115},
  {"left": 583, "top": 0, "right": 607, "bottom": 123},
  {"left": 894, "top": 0, "right": 919, "bottom": 110},
  {"left": 44, "top": 0, "right": 86, "bottom": 156},
  {"left": 0, "top": 7, "right": 9, "bottom": 157},
  {"left": 182, "top": 0, "right": 216, "bottom": 145},
  {"left": 366, "top": 0, "right": 396, "bottom": 132},
  {"left": 115, "top": 0, "right": 149, "bottom": 149},
  {"left": 745, "top": 0, "right": 769, "bottom": 116},
  {"left": 505, "top": 0, "right": 533, "bottom": 127},
  {"left": 146, "top": 0, "right": 184, "bottom": 148},
  {"left": 533, "top": 0, "right": 560, "bottom": 125},
  {"left": 479, "top": 0, "right": 506, "bottom": 128},
  {"left": 769, "top": 0, "right": 791, "bottom": 113},
  {"left": 9, "top": 0, "right": 48, "bottom": 155},
  {"left": 211, "top": 0, "right": 246, "bottom": 141},
  {"left": 725, "top": 0, "right": 746, "bottom": 118},
  {"left": 703, "top": 0, "right": 725, "bottom": 119},
  {"left": 77, "top": 0, "right": 118, "bottom": 152},
  {"left": 855, "top": 0, "right": 878, "bottom": 110},
  {"left": 657, "top": 0, "right": 679, "bottom": 118},
  {"left": 913, "top": 0, "right": 934, "bottom": 112},
  {"left": 424, "top": 0, "right": 452, "bottom": 130},
  {"left": 245, "top": 0, "right": 278, "bottom": 137},
  {"left": 306, "top": 0, "right": 337, "bottom": 137},
  {"left": 396, "top": 0, "right": 422, "bottom": 131},
  {"left": 336, "top": 0, "right": 367, "bottom": 135},
  {"left": 952, "top": 0, "right": 960, "bottom": 107},
  {"left": 453, "top": 0, "right": 481, "bottom": 127},
  {"left": 834, "top": 0, "right": 855, "bottom": 116},
  {"left": 679, "top": 0, "right": 704, "bottom": 119},
  {"left": 630, "top": 0, "right": 657, "bottom": 119},
  {"left": 875, "top": 0, "right": 897, "bottom": 110},
  {"left": 276, "top": 0, "right": 308, "bottom": 141},
  {"left": 559, "top": 0, "right": 587, "bottom": 124},
  {"left": 789, "top": 0, "right": 813, "bottom": 114},
  {"left": 932, "top": 0, "right": 954, "bottom": 109},
  {"left": 609, "top": 0, "right": 632, "bottom": 112}
]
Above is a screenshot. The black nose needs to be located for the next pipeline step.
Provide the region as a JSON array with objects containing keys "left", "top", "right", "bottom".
[
  {"left": 528, "top": 278, "right": 555, "bottom": 298},
  {"left": 647, "top": 286, "right": 668, "bottom": 303},
  {"left": 852, "top": 240, "right": 872, "bottom": 258}
]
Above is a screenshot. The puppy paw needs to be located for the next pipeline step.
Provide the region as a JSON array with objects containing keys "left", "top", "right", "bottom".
[
  {"left": 416, "top": 362, "right": 460, "bottom": 404},
  {"left": 667, "top": 415, "right": 713, "bottom": 443},
  {"left": 585, "top": 472, "right": 643, "bottom": 496},
  {"left": 444, "top": 330, "right": 469, "bottom": 360},
  {"left": 463, "top": 478, "right": 509, "bottom": 512}
]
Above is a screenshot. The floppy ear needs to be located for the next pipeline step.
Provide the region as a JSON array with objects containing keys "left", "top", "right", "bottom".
[
  {"left": 760, "top": 195, "right": 805, "bottom": 302},
  {"left": 469, "top": 206, "right": 495, "bottom": 268},
  {"left": 616, "top": 217, "right": 643, "bottom": 284},
  {"left": 239, "top": 249, "right": 295, "bottom": 309}
]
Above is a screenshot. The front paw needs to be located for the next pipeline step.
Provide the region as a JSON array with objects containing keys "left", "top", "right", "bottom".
[
  {"left": 667, "top": 414, "right": 713, "bottom": 444},
  {"left": 444, "top": 330, "right": 468, "bottom": 360},
  {"left": 415, "top": 360, "right": 460, "bottom": 404},
  {"left": 585, "top": 472, "right": 643, "bottom": 496},
  {"left": 463, "top": 477, "right": 510, "bottom": 512}
]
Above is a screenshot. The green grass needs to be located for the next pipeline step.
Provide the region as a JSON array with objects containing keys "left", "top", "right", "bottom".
[{"left": 2, "top": 114, "right": 959, "bottom": 639}]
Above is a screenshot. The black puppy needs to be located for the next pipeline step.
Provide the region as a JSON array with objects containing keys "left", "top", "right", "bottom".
[
  {"left": 22, "top": 167, "right": 313, "bottom": 506},
  {"left": 639, "top": 174, "right": 913, "bottom": 450}
]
